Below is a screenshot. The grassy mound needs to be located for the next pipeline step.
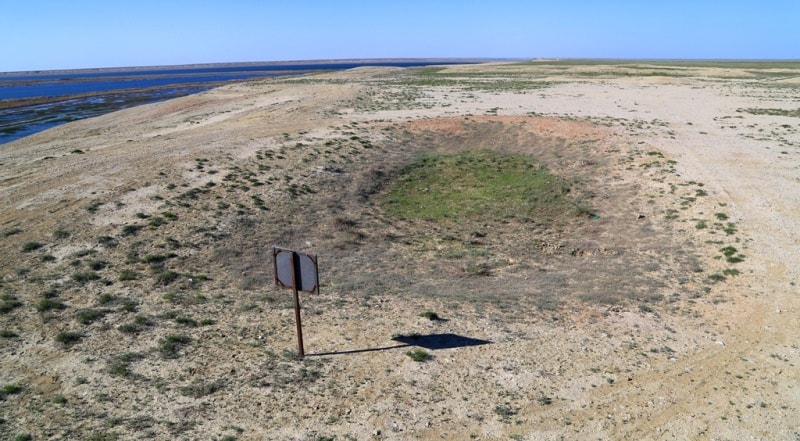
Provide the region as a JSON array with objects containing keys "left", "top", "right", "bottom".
[{"left": 379, "top": 149, "right": 587, "bottom": 224}]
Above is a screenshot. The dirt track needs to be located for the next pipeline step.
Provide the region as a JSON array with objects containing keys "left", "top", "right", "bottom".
[{"left": 1, "top": 63, "right": 800, "bottom": 440}]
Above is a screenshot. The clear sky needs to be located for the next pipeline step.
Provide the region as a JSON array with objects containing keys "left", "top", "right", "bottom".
[{"left": 1, "top": 0, "right": 798, "bottom": 72}]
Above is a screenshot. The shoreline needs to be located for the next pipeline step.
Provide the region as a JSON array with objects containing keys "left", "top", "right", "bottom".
[
  {"left": 0, "top": 58, "right": 502, "bottom": 76},
  {"left": 0, "top": 82, "right": 230, "bottom": 144}
]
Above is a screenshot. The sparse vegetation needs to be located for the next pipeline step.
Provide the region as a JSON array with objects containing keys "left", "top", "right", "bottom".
[
  {"left": 419, "top": 310, "right": 441, "bottom": 320},
  {"left": 85, "top": 431, "right": 119, "bottom": 441},
  {"left": 85, "top": 201, "right": 103, "bottom": 212},
  {"left": 157, "top": 334, "right": 191, "bottom": 359},
  {"left": 98, "top": 235, "right": 117, "bottom": 247},
  {"left": 108, "top": 352, "right": 144, "bottom": 377},
  {"left": 0, "top": 294, "right": 23, "bottom": 313},
  {"left": 55, "top": 331, "right": 83, "bottom": 346},
  {"left": 121, "top": 224, "right": 143, "bottom": 236},
  {"left": 494, "top": 404, "right": 519, "bottom": 420},
  {"left": 118, "top": 269, "right": 139, "bottom": 281},
  {"left": 179, "top": 379, "right": 225, "bottom": 398},
  {"left": 2, "top": 227, "right": 23, "bottom": 237},
  {"left": 1, "top": 382, "right": 23, "bottom": 399},
  {"left": 76, "top": 308, "right": 107, "bottom": 325},
  {"left": 1, "top": 60, "right": 796, "bottom": 440},
  {"left": 1, "top": 329, "right": 18, "bottom": 338},
  {"left": 720, "top": 246, "right": 746, "bottom": 263},
  {"left": 155, "top": 270, "right": 180, "bottom": 285},
  {"left": 118, "top": 316, "right": 153, "bottom": 334},
  {"left": 21, "top": 241, "right": 43, "bottom": 252},
  {"left": 405, "top": 348, "right": 432, "bottom": 362},
  {"left": 537, "top": 396, "right": 553, "bottom": 405},
  {"left": 738, "top": 108, "right": 800, "bottom": 118},
  {"left": 36, "top": 298, "right": 66, "bottom": 312},
  {"left": 174, "top": 315, "right": 198, "bottom": 327},
  {"left": 72, "top": 271, "right": 101, "bottom": 283}
]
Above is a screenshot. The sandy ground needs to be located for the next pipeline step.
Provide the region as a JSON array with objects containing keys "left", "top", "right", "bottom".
[{"left": 1, "top": 63, "right": 800, "bottom": 440}]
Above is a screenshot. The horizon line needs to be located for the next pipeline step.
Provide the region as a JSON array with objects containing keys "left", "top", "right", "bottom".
[{"left": 3, "top": 57, "right": 800, "bottom": 75}]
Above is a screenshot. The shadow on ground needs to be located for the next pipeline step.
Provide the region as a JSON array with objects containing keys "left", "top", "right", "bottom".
[{"left": 310, "top": 333, "right": 491, "bottom": 357}]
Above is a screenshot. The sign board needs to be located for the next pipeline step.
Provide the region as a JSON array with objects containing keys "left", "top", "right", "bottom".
[
  {"left": 272, "top": 247, "right": 319, "bottom": 358},
  {"left": 273, "top": 248, "right": 319, "bottom": 294}
]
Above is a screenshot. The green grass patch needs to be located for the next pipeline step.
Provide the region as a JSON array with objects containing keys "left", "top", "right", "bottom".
[
  {"left": 117, "top": 316, "right": 154, "bottom": 334},
  {"left": 1, "top": 329, "right": 18, "bottom": 338},
  {"left": 175, "top": 316, "right": 198, "bottom": 327},
  {"left": 121, "top": 225, "right": 143, "bottom": 236},
  {"left": 720, "top": 245, "right": 746, "bottom": 263},
  {"left": 108, "top": 352, "right": 144, "bottom": 377},
  {"left": 55, "top": 331, "right": 83, "bottom": 346},
  {"left": 148, "top": 216, "right": 167, "bottom": 227},
  {"left": 36, "top": 298, "right": 66, "bottom": 312},
  {"left": 76, "top": 308, "right": 107, "bottom": 325},
  {"left": 380, "top": 150, "right": 587, "bottom": 224},
  {"left": 1, "top": 382, "right": 23, "bottom": 399},
  {"left": 52, "top": 229, "right": 70, "bottom": 239},
  {"left": 118, "top": 269, "right": 139, "bottom": 281},
  {"left": 405, "top": 348, "right": 432, "bottom": 362},
  {"left": 419, "top": 311, "right": 441, "bottom": 320},
  {"left": 0, "top": 294, "right": 23, "bottom": 314},
  {"left": 155, "top": 270, "right": 180, "bottom": 285},
  {"left": 157, "top": 334, "right": 191, "bottom": 359},
  {"left": 21, "top": 241, "right": 43, "bottom": 252},
  {"left": 1, "top": 227, "right": 22, "bottom": 237},
  {"left": 72, "top": 271, "right": 101, "bottom": 283}
]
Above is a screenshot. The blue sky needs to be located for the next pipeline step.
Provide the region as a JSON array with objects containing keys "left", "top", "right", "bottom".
[{"left": 1, "top": 0, "right": 798, "bottom": 72}]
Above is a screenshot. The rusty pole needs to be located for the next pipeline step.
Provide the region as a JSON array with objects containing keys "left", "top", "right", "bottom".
[{"left": 289, "top": 251, "right": 305, "bottom": 358}]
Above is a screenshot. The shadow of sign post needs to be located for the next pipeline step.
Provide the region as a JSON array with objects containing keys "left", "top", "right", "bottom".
[
  {"left": 309, "top": 333, "right": 491, "bottom": 357},
  {"left": 273, "top": 247, "right": 319, "bottom": 358},
  {"left": 390, "top": 333, "right": 491, "bottom": 350}
]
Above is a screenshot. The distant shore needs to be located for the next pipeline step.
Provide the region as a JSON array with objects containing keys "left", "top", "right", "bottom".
[{"left": 0, "top": 58, "right": 505, "bottom": 76}]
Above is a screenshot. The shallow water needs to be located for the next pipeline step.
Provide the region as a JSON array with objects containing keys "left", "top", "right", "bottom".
[{"left": 0, "top": 84, "right": 214, "bottom": 142}]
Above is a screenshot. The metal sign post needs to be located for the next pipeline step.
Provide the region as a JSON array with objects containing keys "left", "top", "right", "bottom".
[{"left": 273, "top": 247, "right": 319, "bottom": 358}]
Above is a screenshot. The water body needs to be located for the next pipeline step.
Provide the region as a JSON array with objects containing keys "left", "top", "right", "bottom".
[{"left": 0, "top": 60, "right": 477, "bottom": 145}]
